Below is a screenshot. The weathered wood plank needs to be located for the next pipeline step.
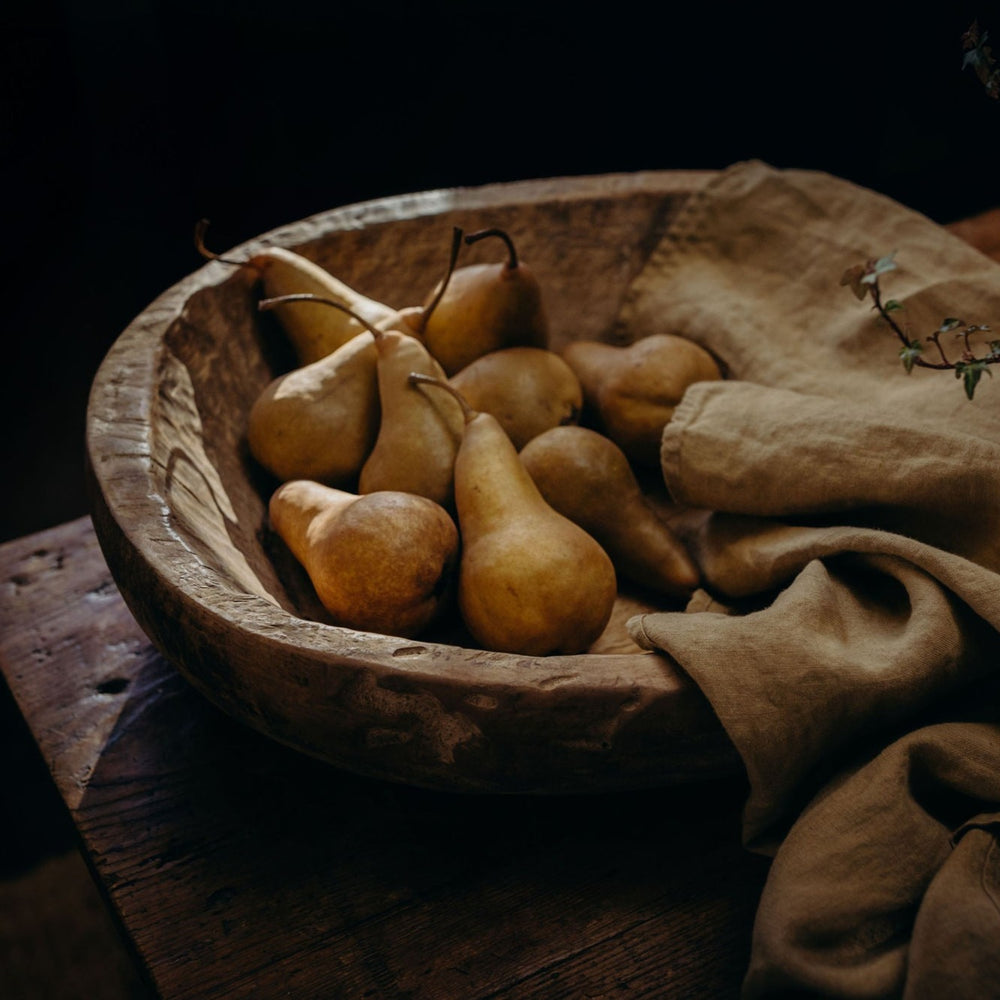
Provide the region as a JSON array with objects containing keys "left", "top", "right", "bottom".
[{"left": 0, "top": 516, "right": 158, "bottom": 810}]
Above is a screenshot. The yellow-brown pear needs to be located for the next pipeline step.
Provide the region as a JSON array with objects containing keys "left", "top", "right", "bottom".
[
  {"left": 418, "top": 228, "right": 548, "bottom": 376},
  {"left": 269, "top": 480, "right": 459, "bottom": 638},
  {"left": 519, "top": 425, "right": 700, "bottom": 599},
  {"left": 409, "top": 374, "right": 617, "bottom": 656},
  {"left": 562, "top": 334, "right": 722, "bottom": 468},
  {"left": 449, "top": 346, "right": 583, "bottom": 449},
  {"left": 196, "top": 220, "right": 395, "bottom": 364},
  {"left": 358, "top": 325, "right": 465, "bottom": 509},
  {"left": 246, "top": 326, "right": 378, "bottom": 485}
]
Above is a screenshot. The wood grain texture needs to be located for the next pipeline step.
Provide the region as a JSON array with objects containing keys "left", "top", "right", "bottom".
[
  {"left": 0, "top": 517, "right": 161, "bottom": 811},
  {"left": 0, "top": 517, "right": 769, "bottom": 999},
  {"left": 85, "top": 171, "right": 740, "bottom": 794}
]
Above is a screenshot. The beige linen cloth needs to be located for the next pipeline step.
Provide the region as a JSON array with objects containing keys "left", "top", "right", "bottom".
[{"left": 616, "top": 161, "right": 1000, "bottom": 998}]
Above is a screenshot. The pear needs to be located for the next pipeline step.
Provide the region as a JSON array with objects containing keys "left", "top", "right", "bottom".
[
  {"left": 357, "top": 325, "right": 466, "bottom": 509},
  {"left": 196, "top": 219, "right": 395, "bottom": 364},
  {"left": 418, "top": 227, "right": 549, "bottom": 376},
  {"left": 409, "top": 374, "right": 617, "bottom": 656},
  {"left": 247, "top": 288, "right": 467, "bottom": 494},
  {"left": 269, "top": 480, "right": 459, "bottom": 638},
  {"left": 245, "top": 325, "right": 379, "bottom": 486},
  {"left": 258, "top": 227, "right": 464, "bottom": 351},
  {"left": 519, "top": 425, "right": 700, "bottom": 598},
  {"left": 449, "top": 346, "right": 583, "bottom": 450},
  {"left": 562, "top": 334, "right": 723, "bottom": 468}
]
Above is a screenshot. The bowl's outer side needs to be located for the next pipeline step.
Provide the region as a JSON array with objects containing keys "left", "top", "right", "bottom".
[{"left": 85, "top": 170, "right": 740, "bottom": 793}]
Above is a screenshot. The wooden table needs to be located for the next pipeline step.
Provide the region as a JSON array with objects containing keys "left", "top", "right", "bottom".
[{"left": 0, "top": 516, "right": 769, "bottom": 999}]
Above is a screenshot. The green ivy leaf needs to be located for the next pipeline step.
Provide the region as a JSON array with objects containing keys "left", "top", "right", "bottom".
[
  {"left": 871, "top": 253, "right": 898, "bottom": 277},
  {"left": 899, "top": 340, "right": 923, "bottom": 374},
  {"left": 885, "top": 299, "right": 903, "bottom": 312},
  {"left": 964, "top": 45, "right": 989, "bottom": 72},
  {"left": 939, "top": 317, "right": 964, "bottom": 334},
  {"left": 955, "top": 359, "right": 991, "bottom": 400},
  {"left": 989, "top": 340, "right": 1000, "bottom": 360}
]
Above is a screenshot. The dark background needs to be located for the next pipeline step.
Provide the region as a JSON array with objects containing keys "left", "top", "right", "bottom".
[{"left": 2, "top": 2, "right": 999, "bottom": 544}]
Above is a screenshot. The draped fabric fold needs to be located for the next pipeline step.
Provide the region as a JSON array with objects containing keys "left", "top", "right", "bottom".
[{"left": 615, "top": 160, "right": 1000, "bottom": 998}]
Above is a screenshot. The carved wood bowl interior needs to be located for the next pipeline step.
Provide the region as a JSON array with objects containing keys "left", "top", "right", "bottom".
[{"left": 85, "top": 171, "right": 741, "bottom": 794}]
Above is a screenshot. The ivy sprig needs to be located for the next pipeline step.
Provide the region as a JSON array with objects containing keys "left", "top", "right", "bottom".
[
  {"left": 963, "top": 20, "right": 999, "bottom": 100},
  {"left": 840, "top": 253, "right": 999, "bottom": 399}
]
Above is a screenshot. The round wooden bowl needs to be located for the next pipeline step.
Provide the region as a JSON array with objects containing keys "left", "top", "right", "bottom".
[{"left": 85, "top": 171, "right": 740, "bottom": 794}]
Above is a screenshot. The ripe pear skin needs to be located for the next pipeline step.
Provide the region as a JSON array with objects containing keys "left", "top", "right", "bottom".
[
  {"left": 246, "top": 331, "right": 379, "bottom": 485},
  {"left": 519, "top": 426, "right": 700, "bottom": 599},
  {"left": 358, "top": 328, "right": 465, "bottom": 509},
  {"left": 562, "top": 334, "right": 722, "bottom": 468},
  {"left": 249, "top": 247, "right": 395, "bottom": 364},
  {"left": 449, "top": 347, "right": 583, "bottom": 450},
  {"left": 419, "top": 246, "right": 549, "bottom": 376},
  {"left": 375, "top": 305, "right": 426, "bottom": 337},
  {"left": 269, "top": 480, "right": 459, "bottom": 638},
  {"left": 446, "top": 395, "right": 618, "bottom": 656}
]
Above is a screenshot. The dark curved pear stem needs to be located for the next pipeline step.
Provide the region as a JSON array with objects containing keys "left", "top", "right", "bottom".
[
  {"left": 258, "top": 292, "right": 384, "bottom": 340},
  {"left": 415, "top": 226, "right": 464, "bottom": 335},
  {"left": 407, "top": 371, "right": 475, "bottom": 424},
  {"left": 194, "top": 218, "right": 245, "bottom": 267},
  {"left": 464, "top": 227, "right": 518, "bottom": 270}
]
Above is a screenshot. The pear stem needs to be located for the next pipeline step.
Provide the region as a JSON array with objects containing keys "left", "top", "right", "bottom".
[
  {"left": 407, "top": 372, "right": 475, "bottom": 423},
  {"left": 416, "top": 226, "right": 464, "bottom": 334},
  {"left": 194, "top": 218, "right": 245, "bottom": 267},
  {"left": 465, "top": 227, "right": 518, "bottom": 270},
  {"left": 258, "top": 292, "right": 383, "bottom": 339}
]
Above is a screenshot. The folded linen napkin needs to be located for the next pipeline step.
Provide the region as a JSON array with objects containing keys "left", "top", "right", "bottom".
[{"left": 616, "top": 160, "right": 1000, "bottom": 998}]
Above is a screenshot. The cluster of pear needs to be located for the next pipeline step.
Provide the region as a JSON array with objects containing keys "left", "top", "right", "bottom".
[{"left": 198, "top": 222, "right": 722, "bottom": 656}]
